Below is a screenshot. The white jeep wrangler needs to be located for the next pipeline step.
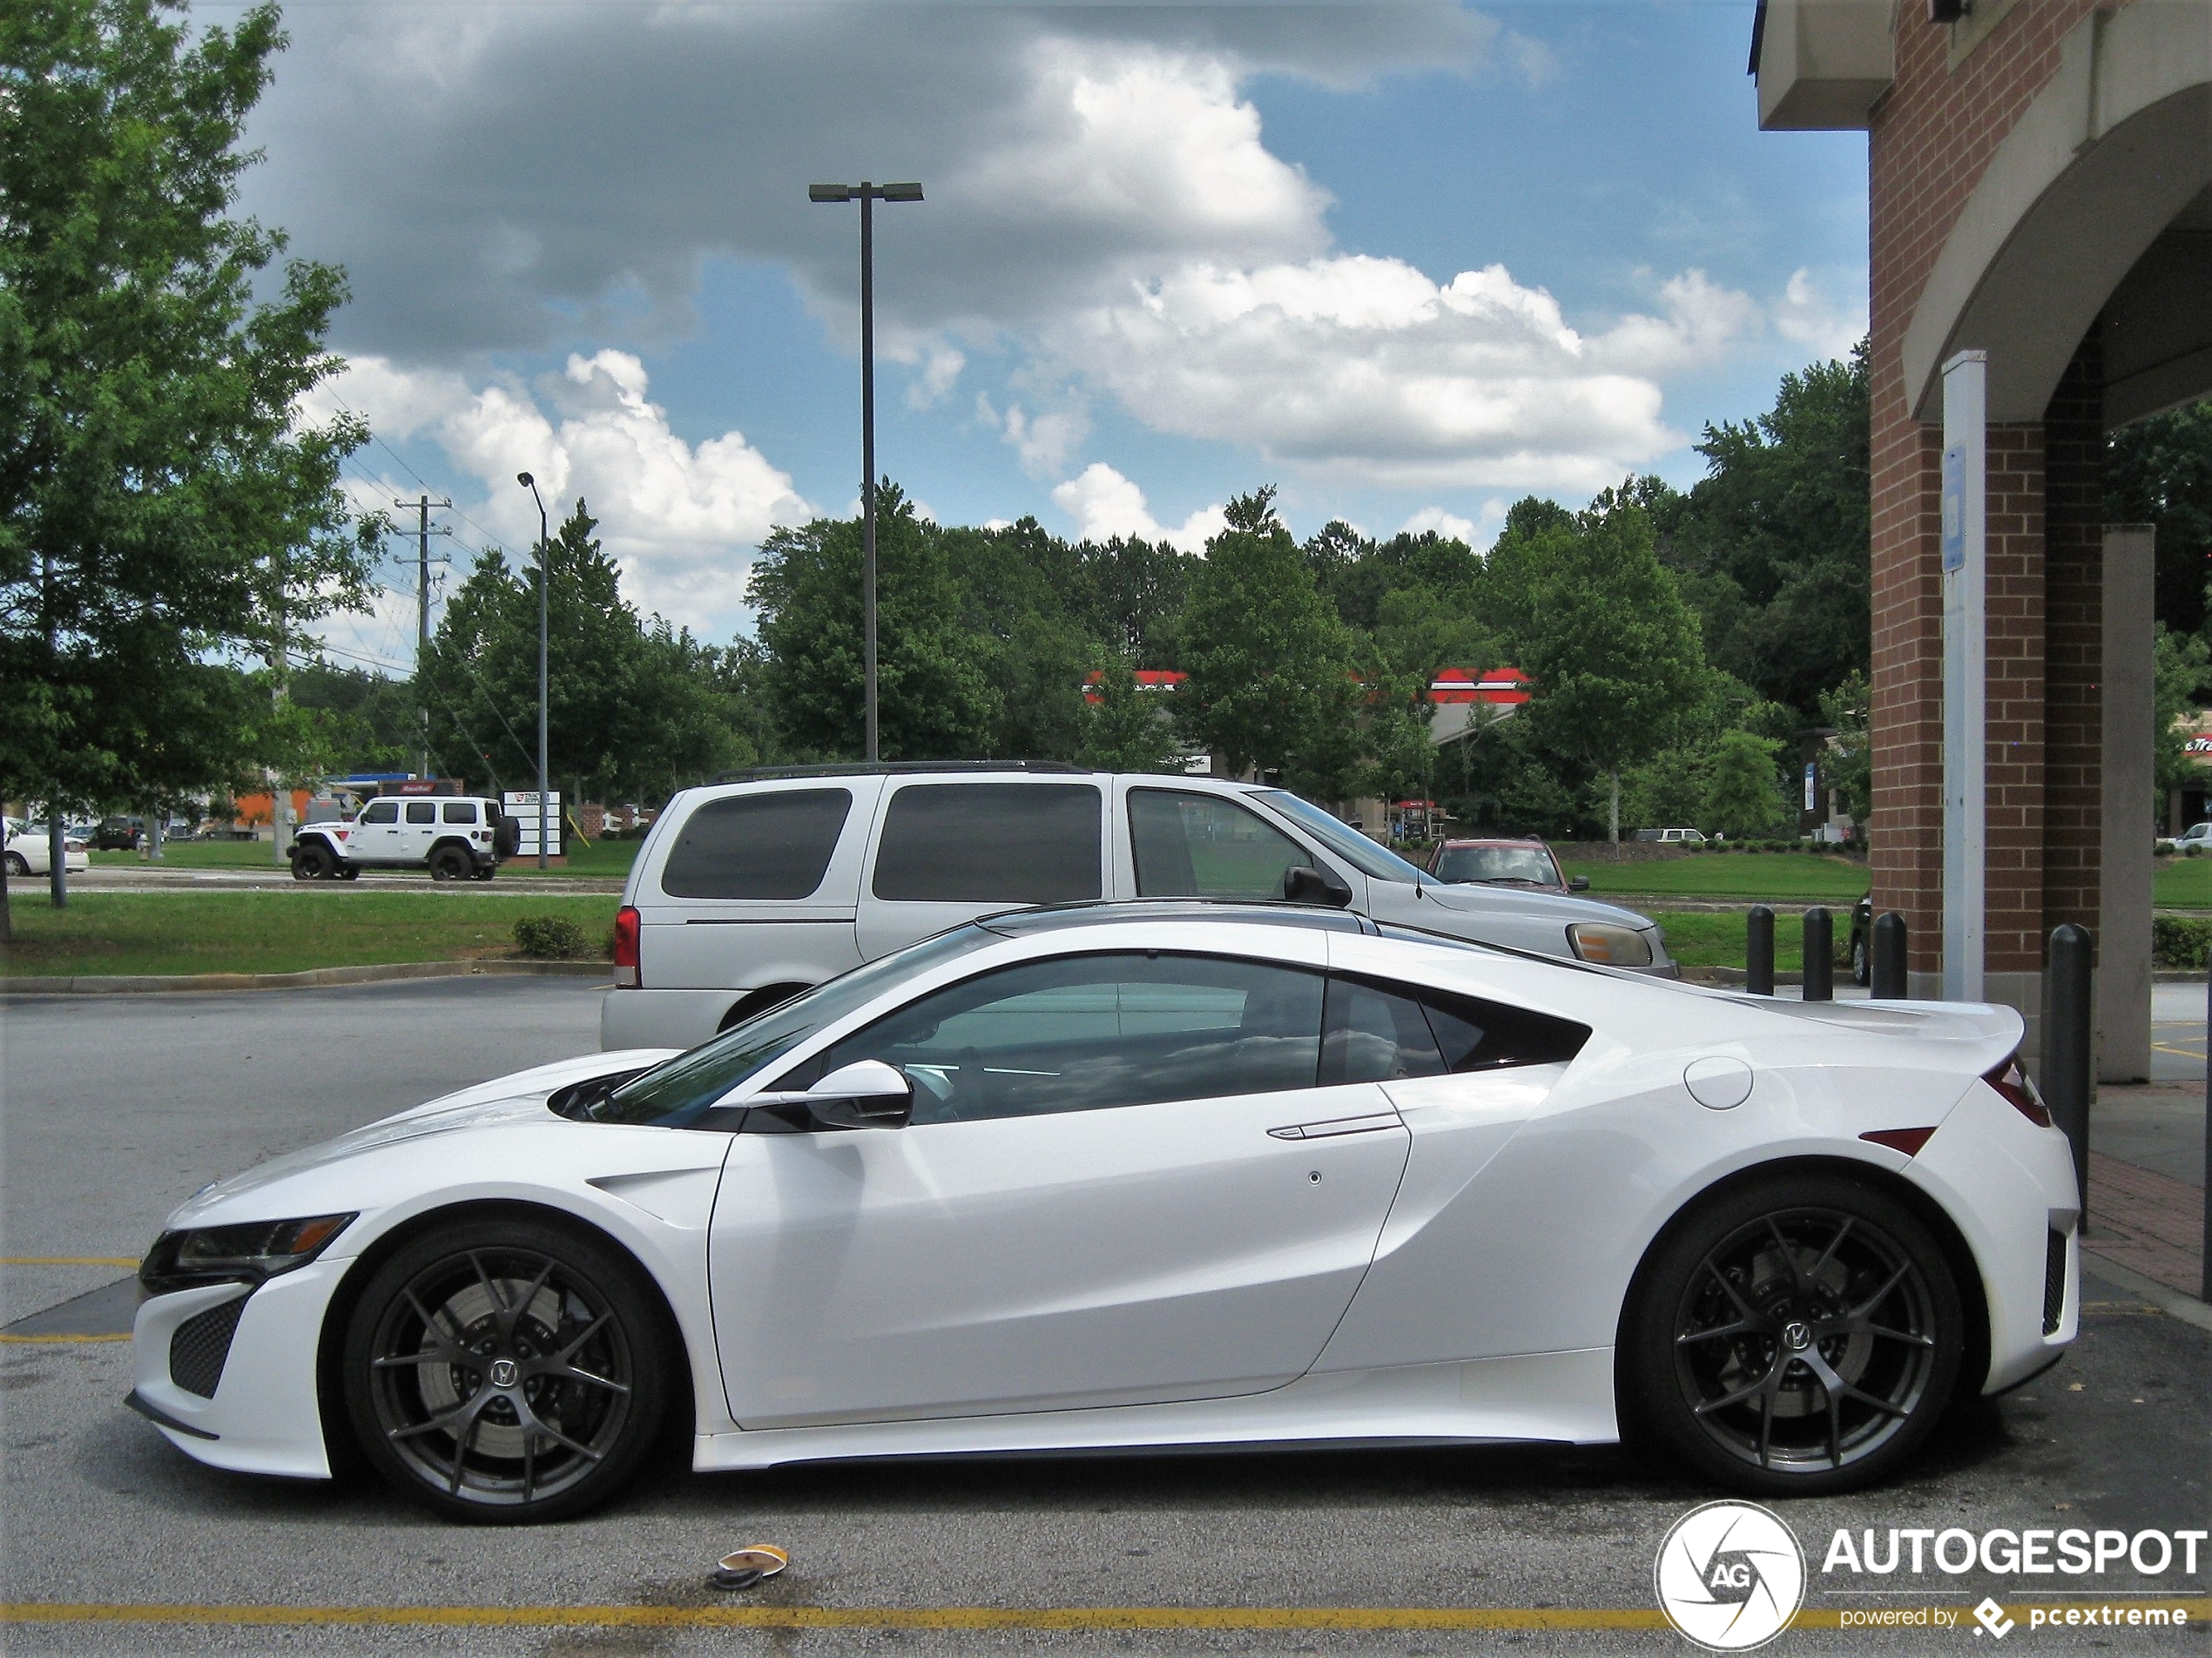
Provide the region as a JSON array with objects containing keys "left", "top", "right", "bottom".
[{"left": 288, "top": 795, "right": 520, "bottom": 882}]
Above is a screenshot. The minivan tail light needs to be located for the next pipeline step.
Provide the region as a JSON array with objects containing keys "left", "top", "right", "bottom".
[
  {"left": 1984, "top": 1056, "right": 2050, "bottom": 1127},
  {"left": 613, "top": 905, "right": 641, "bottom": 987}
]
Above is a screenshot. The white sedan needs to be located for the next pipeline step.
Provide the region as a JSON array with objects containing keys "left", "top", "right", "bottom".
[
  {"left": 128, "top": 903, "right": 2079, "bottom": 1523},
  {"left": 4, "top": 826, "right": 90, "bottom": 876}
]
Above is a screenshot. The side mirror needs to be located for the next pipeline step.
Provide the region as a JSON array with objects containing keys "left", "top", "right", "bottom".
[
  {"left": 1568, "top": 876, "right": 1589, "bottom": 892},
  {"left": 805, "top": 1060, "right": 914, "bottom": 1130},
  {"left": 1282, "top": 864, "right": 1353, "bottom": 908}
]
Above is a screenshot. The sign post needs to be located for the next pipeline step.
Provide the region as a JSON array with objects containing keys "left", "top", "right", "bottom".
[{"left": 1941, "top": 351, "right": 1986, "bottom": 1002}]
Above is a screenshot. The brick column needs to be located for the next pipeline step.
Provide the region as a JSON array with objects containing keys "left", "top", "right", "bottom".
[
  {"left": 2040, "top": 333, "right": 2106, "bottom": 945},
  {"left": 1981, "top": 418, "right": 2047, "bottom": 986}
]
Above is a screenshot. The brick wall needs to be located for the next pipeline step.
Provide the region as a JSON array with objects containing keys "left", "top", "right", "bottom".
[
  {"left": 2042, "top": 334, "right": 2107, "bottom": 947},
  {"left": 1866, "top": 0, "right": 2109, "bottom": 977}
]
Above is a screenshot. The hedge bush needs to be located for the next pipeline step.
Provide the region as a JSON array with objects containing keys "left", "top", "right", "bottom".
[
  {"left": 2151, "top": 915, "right": 2212, "bottom": 970},
  {"left": 513, "top": 913, "right": 594, "bottom": 959}
]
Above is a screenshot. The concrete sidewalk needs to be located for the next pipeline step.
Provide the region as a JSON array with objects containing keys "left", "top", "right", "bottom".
[{"left": 2087, "top": 1082, "right": 2205, "bottom": 1300}]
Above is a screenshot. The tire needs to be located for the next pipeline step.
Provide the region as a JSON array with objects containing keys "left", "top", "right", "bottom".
[
  {"left": 293, "top": 842, "right": 335, "bottom": 881},
  {"left": 474, "top": 864, "right": 496, "bottom": 881},
  {"left": 428, "top": 845, "right": 472, "bottom": 883},
  {"left": 3, "top": 853, "right": 28, "bottom": 877},
  {"left": 341, "top": 1215, "right": 672, "bottom": 1524},
  {"left": 1851, "top": 935, "right": 1870, "bottom": 987},
  {"left": 338, "top": 863, "right": 361, "bottom": 881},
  {"left": 1620, "top": 1172, "right": 1961, "bottom": 1497}
]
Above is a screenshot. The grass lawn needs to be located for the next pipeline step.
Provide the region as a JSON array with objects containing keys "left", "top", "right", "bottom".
[
  {"left": 2154, "top": 857, "right": 2212, "bottom": 909},
  {"left": 1560, "top": 852, "right": 1871, "bottom": 904},
  {"left": 91, "top": 838, "right": 642, "bottom": 879},
  {"left": 1649, "top": 909, "right": 1841, "bottom": 973},
  {"left": 0, "top": 892, "right": 618, "bottom": 977}
]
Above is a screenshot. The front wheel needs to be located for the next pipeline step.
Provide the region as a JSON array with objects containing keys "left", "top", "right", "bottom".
[
  {"left": 1621, "top": 1173, "right": 1961, "bottom": 1496},
  {"left": 428, "top": 846, "right": 472, "bottom": 883},
  {"left": 1851, "top": 936, "right": 1870, "bottom": 987},
  {"left": 3, "top": 852, "right": 28, "bottom": 877},
  {"left": 293, "top": 842, "right": 334, "bottom": 880},
  {"left": 341, "top": 1216, "right": 671, "bottom": 1523}
]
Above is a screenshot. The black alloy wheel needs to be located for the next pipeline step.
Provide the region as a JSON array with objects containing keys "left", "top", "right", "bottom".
[
  {"left": 1851, "top": 935, "right": 1870, "bottom": 987},
  {"left": 1623, "top": 1175, "right": 1960, "bottom": 1495},
  {"left": 342, "top": 1217, "right": 671, "bottom": 1523},
  {"left": 294, "top": 843, "right": 334, "bottom": 880},
  {"left": 428, "top": 846, "right": 472, "bottom": 883}
]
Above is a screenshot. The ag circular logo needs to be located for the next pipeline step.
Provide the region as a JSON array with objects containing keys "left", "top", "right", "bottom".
[{"left": 1654, "top": 1500, "right": 1805, "bottom": 1651}]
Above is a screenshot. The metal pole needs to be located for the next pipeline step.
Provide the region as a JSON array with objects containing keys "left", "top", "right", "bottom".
[
  {"left": 2045, "top": 924, "right": 2094, "bottom": 1229},
  {"left": 1871, "top": 911, "right": 1908, "bottom": 1000},
  {"left": 417, "top": 495, "right": 431, "bottom": 778},
  {"left": 2202, "top": 949, "right": 2211, "bottom": 1299},
  {"left": 1941, "top": 350, "right": 1987, "bottom": 1001},
  {"left": 537, "top": 499, "right": 550, "bottom": 871},
  {"left": 1803, "top": 907, "right": 1833, "bottom": 1001},
  {"left": 1746, "top": 906, "right": 1774, "bottom": 996},
  {"left": 860, "top": 183, "right": 878, "bottom": 765}
]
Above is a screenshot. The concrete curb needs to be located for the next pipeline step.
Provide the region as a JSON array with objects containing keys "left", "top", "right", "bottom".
[
  {"left": 0, "top": 960, "right": 611, "bottom": 996},
  {"left": 2079, "top": 1252, "right": 2212, "bottom": 1335}
]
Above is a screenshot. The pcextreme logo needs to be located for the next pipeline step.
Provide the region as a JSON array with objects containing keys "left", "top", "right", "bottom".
[{"left": 1656, "top": 1500, "right": 1808, "bottom": 1652}]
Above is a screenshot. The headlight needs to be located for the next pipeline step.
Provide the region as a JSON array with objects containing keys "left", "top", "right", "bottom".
[
  {"left": 139, "top": 1213, "right": 355, "bottom": 1296},
  {"left": 1568, "top": 922, "right": 1654, "bottom": 967}
]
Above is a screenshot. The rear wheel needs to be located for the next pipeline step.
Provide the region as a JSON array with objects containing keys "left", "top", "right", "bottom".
[
  {"left": 428, "top": 845, "right": 472, "bottom": 883},
  {"left": 3, "top": 852, "right": 29, "bottom": 877},
  {"left": 342, "top": 1216, "right": 671, "bottom": 1523},
  {"left": 1851, "top": 935, "right": 1870, "bottom": 987},
  {"left": 1622, "top": 1173, "right": 1960, "bottom": 1496}
]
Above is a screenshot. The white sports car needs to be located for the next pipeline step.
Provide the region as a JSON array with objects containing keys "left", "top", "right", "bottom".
[{"left": 129, "top": 903, "right": 2079, "bottom": 1523}]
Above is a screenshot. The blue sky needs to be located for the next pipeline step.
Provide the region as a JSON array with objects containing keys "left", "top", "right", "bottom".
[{"left": 218, "top": 2, "right": 1866, "bottom": 665}]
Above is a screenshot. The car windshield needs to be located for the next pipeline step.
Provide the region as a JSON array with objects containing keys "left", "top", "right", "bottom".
[
  {"left": 1255, "top": 791, "right": 1428, "bottom": 884},
  {"left": 1433, "top": 846, "right": 1558, "bottom": 885},
  {"left": 586, "top": 926, "right": 1001, "bottom": 1129}
]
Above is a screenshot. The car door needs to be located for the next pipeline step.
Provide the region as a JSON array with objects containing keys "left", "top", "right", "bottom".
[
  {"left": 708, "top": 944, "right": 1411, "bottom": 1427},
  {"left": 1118, "top": 784, "right": 1319, "bottom": 901},
  {"left": 401, "top": 799, "right": 439, "bottom": 860},
  {"left": 355, "top": 799, "right": 402, "bottom": 863},
  {"left": 853, "top": 779, "right": 1106, "bottom": 960}
]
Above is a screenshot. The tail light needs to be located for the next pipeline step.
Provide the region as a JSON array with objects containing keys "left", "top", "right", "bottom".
[
  {"left": 1984, "top": 1056, "right": 2050, "bottom": 1127},
  {"left": 613, "top": 905, "right": 641, "bottom": 988}
]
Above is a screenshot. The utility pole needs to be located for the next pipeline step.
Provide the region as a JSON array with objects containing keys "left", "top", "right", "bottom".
[{"left": 397, "top": 496, "right": 452, "bottom": 779}]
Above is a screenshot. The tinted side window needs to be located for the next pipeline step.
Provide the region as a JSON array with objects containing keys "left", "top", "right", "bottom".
[
  {"left": 1321, "top": 979, "right": 1447, "bottom": 1085},
  {"left": 406, "top": 801, "right": 437, "bottom": 824},
  {"left": 872, "top": 783, "right": 1102, "bottom": 904},
  {"left": 442, "top": 802, "right": 478, "bottom": 825},
  {"left": 1130, "top": 789, "right": 1306, "bottom": 900},
  {"left": 662, "top": 789, "right": 853, "bottom": 900},
  {"left": 806, "top": 953, "right": 1323, "bottom": 1124},
  {"left": 363, "top": 800, "right": 398, "bottom": 824},
  {"left": 1415, "top": 984, "right": 1589, "bottom": 1073}
]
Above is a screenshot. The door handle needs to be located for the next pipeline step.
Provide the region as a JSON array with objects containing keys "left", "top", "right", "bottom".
[{"left": 1267, "top": 1111, "right": 1399, "bottom": 1141}]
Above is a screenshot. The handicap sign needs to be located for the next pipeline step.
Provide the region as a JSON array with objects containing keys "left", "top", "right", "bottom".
[{"left": 1941, "top": 443, "right": 1966, "bottom": 572}]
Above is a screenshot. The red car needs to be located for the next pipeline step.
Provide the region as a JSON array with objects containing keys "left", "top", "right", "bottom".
[{"left": 1425, "top": 837, "right": 1588, "bottom": 893}]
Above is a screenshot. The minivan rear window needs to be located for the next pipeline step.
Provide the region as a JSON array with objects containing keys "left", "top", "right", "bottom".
[
  {"left": 661, "top": 789, "right": 853, "bottom": 900},
  {"left": 873, "top": 783, "right": 1103, "bottom": 905}
]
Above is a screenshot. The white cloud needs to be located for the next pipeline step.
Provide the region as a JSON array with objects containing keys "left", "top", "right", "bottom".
[
  {"left": 1398, "top": 507, "right": 1478, "bottom": 544},
  {"left": 1046, "top": 257, "right": 1756, "bottom": 491},
  {"left": 312, "top": 353, "right": 813, "bottom": 634},
  {"left": 977, "top": 393, "right": 1091, "bottom": 478},
  {"left": 907, "top": 347, "right": 967, "bottom": 410},
  {"left": 1772, "top": 268, "right": 1868, "bottom": 363},
  {"left": 1051, "top": 463, "right": 1224, "bottom": 553}
]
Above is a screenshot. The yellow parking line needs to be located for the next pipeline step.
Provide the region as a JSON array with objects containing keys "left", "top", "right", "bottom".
[
  {"left": 0, "top": 1333, "right": 130, "bottom": 1345},
  {"left": 3, "top": 1602, "right": 2206, "bottom": 1632},
  {"left": 0, "top": 1257, "right": 136, "bottom": 1267},
  {"left": 2149, "top": 1042, "right": 2204, "bottom": 1058}
]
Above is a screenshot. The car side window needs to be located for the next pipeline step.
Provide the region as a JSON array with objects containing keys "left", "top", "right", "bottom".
[
  {"left": 662, "top": 789, "right": 853, "bottom": 900},
  {"left": 442, "top": 802, "right": 478, "bottom": 825},
  {"left": 406, "top": 801, "right": 437, "bottom": 825},
  {"left": 1129, "top": 789, "right": 1307, "bottom": 900},
  {"left": 795, "top": 953, "right": 1324, "bottom": 1125},
  {"left": 1320, "top": 978, "right": 1447, "bottom": 1085},
  {"left": 363, "top": 800, "right": 399, "bottom": 825},
  {"left": 871, "top": 783, "right": 1102, "bottom": 904},
  {"left": 1413, "top": 982, "right": 1590, "bottom": 1073}
]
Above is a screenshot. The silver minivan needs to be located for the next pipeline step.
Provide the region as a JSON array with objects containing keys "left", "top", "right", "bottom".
[{"left": 601, "top": 765, "right": 1675, "bottom": 1050}]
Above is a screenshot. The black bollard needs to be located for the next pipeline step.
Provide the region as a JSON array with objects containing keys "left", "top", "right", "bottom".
[
  {"left": 1871, "top": 911, "right": 1908, "bottom": 1000},
  {"left": 1746, "top": 906, "right": 1774, "bottom": 996},
  {"left": 2045, "top": 924, "right": 2094, "bottom": 1231},
  {"left": 1802, "top": 907, "right": 1833, "bottom": 1001}
]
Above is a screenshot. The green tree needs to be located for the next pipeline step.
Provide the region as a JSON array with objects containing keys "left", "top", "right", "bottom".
[
  {"left": 2108, "top": 398, "right": 2212, "bottom": 637},
  {"left": 1817, "top": 669, "right": 1871, "bottom": 825},
  {"left": 2153, "top": 623, "right": 2210, "bottom": 801},
  {"left": 1176, "top": 488, "right": 1364, "bottom": 799},
  {"left": 1484, "top": 501, "right": 1709, "bottom": 844},
  {"left": 0, "top": 0, "right": 377, "bottom": 927},
  {"left": 1705, "top": 730, "right": 1788, "bottom": 838},
  {"left": 1077, "top": 655, "right": 1185, "bottom": 773}
]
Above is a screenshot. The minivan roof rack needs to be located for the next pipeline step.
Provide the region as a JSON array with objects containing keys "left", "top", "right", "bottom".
[{"left": 709, "top": 760, "right": 1093, "bottom": 784}]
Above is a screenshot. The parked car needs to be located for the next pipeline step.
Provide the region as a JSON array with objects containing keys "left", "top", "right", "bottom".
[
  {"left": 129, "top": 900, "right": 2078, "bottom": 1521},
  {"left": 1633, "top": 827, "right": 1708, "bottom": 845},
  {"left": 92, "top": 815, "right": 145, "bottom": 851},
  {"left": 287, "top": 796, "right": 520, "bottom": 881},
  {"left": 2164, "top": 822, "right": 2212, "bottom": 853},
  {"left": 1426, "top": 837, "right": 1588, "bottom": 893},
  {"left": 4, "top": 826, "right": 90, "bottom": 876},
  {"left": 602, "top": 766, "right": 1678, "bottom": 1051}
]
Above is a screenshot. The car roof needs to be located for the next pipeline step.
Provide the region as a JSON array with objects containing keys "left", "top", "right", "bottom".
[
  {"left": 1436, "top": 837, "right": 1548, "bottom": 848},
  {"left": 977, "top": 899, "right": 1372, "bottom": 937}
]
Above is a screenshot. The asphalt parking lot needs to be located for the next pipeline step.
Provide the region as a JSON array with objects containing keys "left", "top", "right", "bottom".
[{"left": 3, "top": 980, "right": 2206, "bottom": 1655}]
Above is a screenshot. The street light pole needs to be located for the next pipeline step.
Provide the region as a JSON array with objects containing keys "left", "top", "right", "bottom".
[
  {"left": 810, "top": 179, "right": 922, "bottom": 764},
  {"left": 517, "top": 473, "right": 550, "bottom": 870}
]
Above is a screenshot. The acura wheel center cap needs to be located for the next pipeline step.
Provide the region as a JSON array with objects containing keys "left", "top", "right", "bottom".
[
  {"left": 1781, "top": 1321, "right": 1813, "bottom": 1352},
  {"left": 488, "top": 1358, "right": 520, "bottom": 1388}
]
